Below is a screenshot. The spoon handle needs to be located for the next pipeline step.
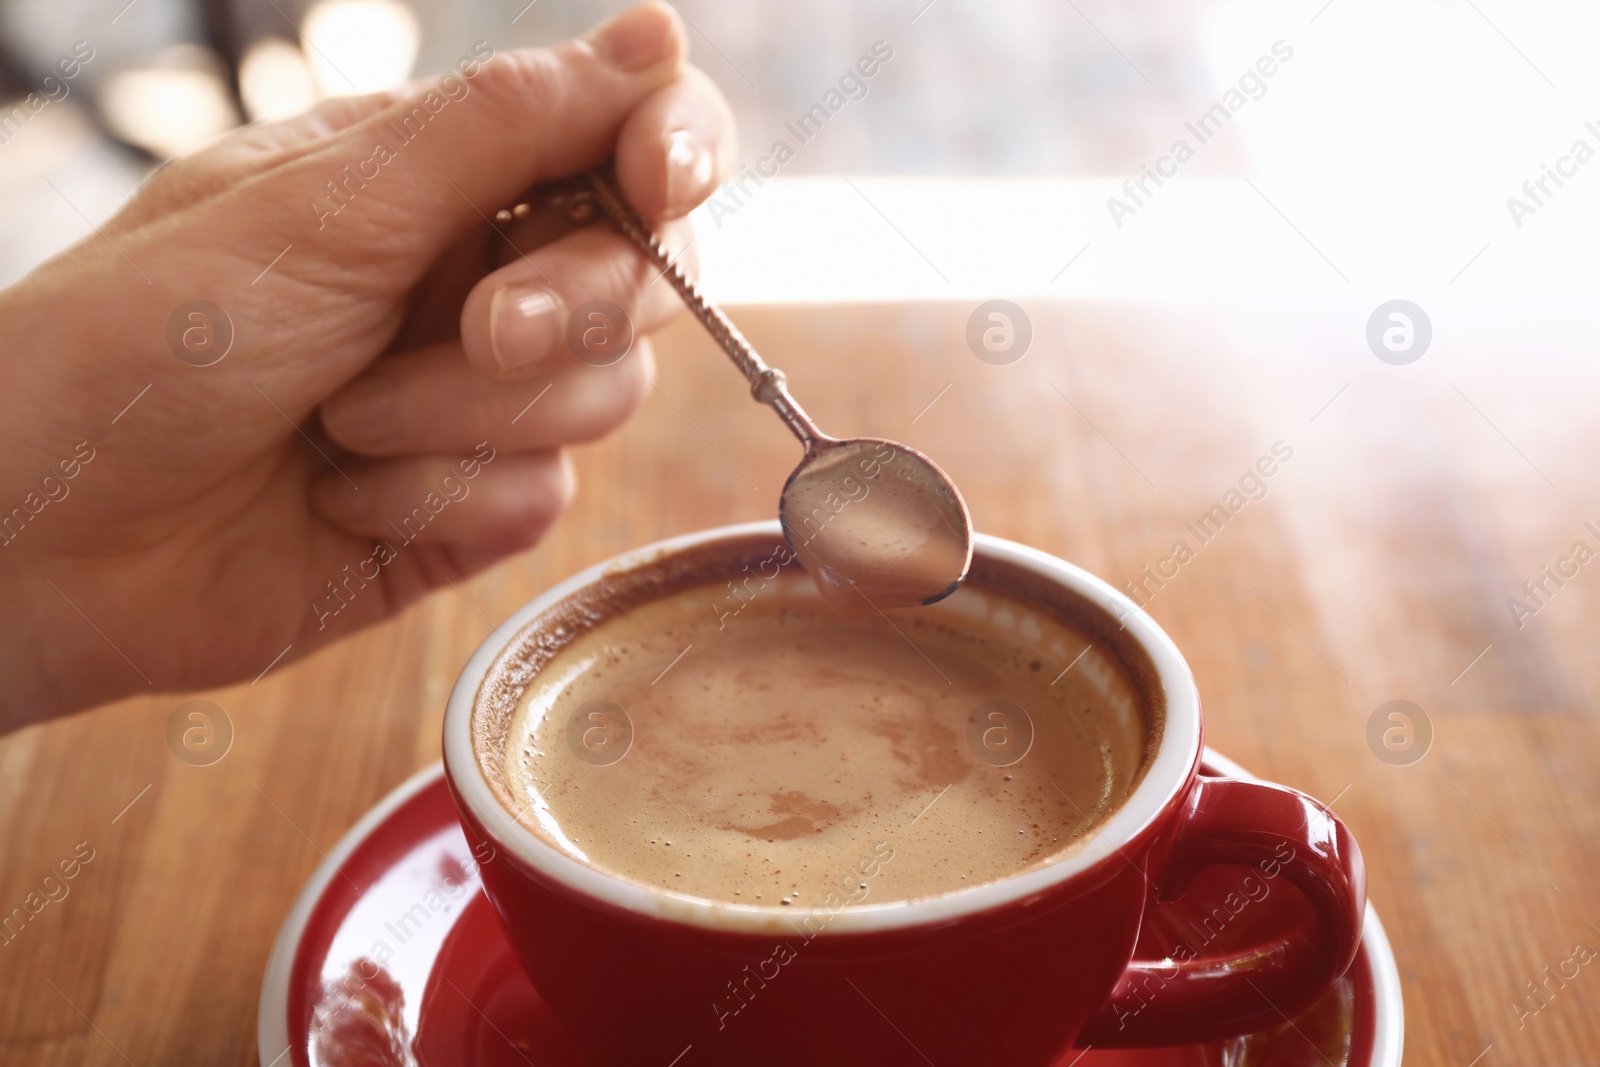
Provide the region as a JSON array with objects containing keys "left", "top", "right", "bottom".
[{"left": 542, "top": 169, "right": 826, "bottom": 449}]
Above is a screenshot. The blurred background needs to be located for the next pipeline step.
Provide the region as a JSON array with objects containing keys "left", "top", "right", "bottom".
[
  {"left": 4, "top": 6, "right": 1600, "bottom": 1066},
  {"left": 5, "top": 0, "right": 1598, "bottom": 301}
]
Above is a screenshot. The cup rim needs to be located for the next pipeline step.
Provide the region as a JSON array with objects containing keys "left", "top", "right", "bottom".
[{"left": 443, "top": 521, "right": 1201, "bottom": 935}]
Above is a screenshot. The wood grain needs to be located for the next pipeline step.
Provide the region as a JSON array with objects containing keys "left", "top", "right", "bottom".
[{"left": 1, "top": 298, "right": 1596, "bottom": 1066}]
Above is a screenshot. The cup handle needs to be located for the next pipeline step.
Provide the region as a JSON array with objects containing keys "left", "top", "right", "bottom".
[{"left": 1077, "top": 776, "right": 1367, "bottom": 1047}]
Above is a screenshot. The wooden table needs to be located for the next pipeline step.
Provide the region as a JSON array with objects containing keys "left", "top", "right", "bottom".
[{"left": 3, "top": 297, "right": 1597, "bottom": 1065}]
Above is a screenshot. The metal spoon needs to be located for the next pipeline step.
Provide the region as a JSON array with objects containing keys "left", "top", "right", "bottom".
[{"left": 532, "top": 169, "right": 973, "bottom": 618}]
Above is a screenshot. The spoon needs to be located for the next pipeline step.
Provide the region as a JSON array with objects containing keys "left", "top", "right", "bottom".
[{"left": 526, "top": 169, "right": 973, "bottom": 618}]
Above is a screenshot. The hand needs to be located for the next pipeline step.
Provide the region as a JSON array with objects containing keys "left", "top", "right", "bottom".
[{"left": 0, "top": 2, "right": 735, "bottom": 728}]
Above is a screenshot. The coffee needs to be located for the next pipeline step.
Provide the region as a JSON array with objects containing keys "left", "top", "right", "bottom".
[{"left": 474, "top": 543, "right": 1154, "bottom": 908}]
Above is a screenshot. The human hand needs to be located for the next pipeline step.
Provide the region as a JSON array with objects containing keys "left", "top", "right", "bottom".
[{"left": 0, "top": 2, "right": 735, "bottom": 728}]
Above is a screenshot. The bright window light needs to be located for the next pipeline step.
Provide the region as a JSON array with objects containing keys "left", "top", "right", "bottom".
[
  {"left": 99, "top": 45, "right": 240, "bottom": 159},
  {"left": 239, "top": 36, "right": 319, "bottom": 123},
  {"left": 302, "top": 0, "right": 420, "bottom": 97}
]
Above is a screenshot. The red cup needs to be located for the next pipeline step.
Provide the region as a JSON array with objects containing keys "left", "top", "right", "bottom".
[{"left": 444, "top": 523, "right": 1365, "bottom": 1066}]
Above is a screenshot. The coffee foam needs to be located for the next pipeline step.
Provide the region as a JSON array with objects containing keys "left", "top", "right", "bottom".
[{"left": 472, "top": 535, "right": 1162, "bottom": 909}]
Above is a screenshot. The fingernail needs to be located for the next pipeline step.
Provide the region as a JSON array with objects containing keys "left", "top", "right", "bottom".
[
  {"left": 664, "top": 129, "right": 714, "bottom": 213},
  {"left": 490, "top": 285, "right": 566, "bottom": 373},
  {"left": 324, "top": 379, "right": 402, "bottom": 450},
  {"left": 588, "top": 3, "right": 679, "bottom": 72}
]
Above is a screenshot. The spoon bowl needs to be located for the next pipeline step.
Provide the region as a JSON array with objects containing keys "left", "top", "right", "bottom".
[{"left": 781, "top": 437, "right": 972, "bottom": 618}]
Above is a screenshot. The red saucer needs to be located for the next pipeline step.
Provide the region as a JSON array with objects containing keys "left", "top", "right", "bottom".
[{"left": 258, "top": 753, "right": 1402, "bottom": 1067}]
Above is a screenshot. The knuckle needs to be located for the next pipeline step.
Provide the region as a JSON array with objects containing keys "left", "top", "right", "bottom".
[{"left": 114, "top": 156, "right": 220, "bottom": 231}]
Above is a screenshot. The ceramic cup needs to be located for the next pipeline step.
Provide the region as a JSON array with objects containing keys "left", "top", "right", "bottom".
[{"left": 443, "top": 522, "right": 1365, "bottom": 1066}]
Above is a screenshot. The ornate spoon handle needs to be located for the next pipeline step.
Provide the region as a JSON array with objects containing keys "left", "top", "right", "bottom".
[{"left": 538, "top": 169, "right": 826, "bottom": 449}]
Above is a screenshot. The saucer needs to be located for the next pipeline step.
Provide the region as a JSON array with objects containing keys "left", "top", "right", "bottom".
[{"left": 258, "top": 751, "right": 1403, "bottom": 1067}]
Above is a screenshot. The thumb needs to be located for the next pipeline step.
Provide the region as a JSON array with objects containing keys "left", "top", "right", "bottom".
[{"left": 265, "top": 2, "right": 688, "bottom": 278}]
